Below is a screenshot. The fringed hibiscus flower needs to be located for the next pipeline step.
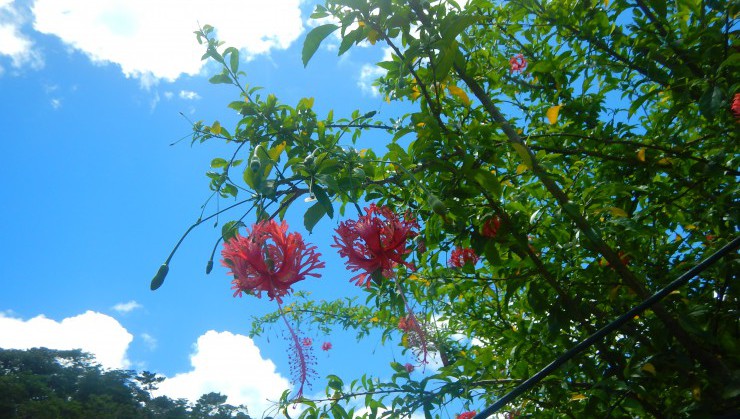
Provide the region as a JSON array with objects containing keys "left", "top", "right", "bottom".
[
  {"left": 457, "top": 411, "right": 477, "bottom": 419},
  {"left": 221, "top": 219, "right": 325, "bottom": 303},
  {"left": 509, "top": 54, "right": 527, "bottom": 73},
  {"left": 449, "top": 247, "right": 479, "bottom": 268},
  {"left": 221, "top": 219, "right": 323, "bottom": 399},
  {"left": 481, "top": 216, "right": 500, "bottom": 238},
  {"left": 332, "top": 204, "right": 418, "bottom": 287}
]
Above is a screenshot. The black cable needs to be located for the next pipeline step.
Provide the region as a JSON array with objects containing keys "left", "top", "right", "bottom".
[{"left": 475, "top": 236, "right": 740, "bottom": 418}]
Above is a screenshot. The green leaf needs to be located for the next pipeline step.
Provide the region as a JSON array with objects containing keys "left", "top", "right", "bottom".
[
  {"left": 221, "top": 220, "right": 245, "bottom": 242},
  {"left": 311, "top": 183, "right": 334, "bottom": 219},
  {"left": 698, "top": 85, "right": 723, "bottom": 121},
  {"left": 511, "top": 143, "right": 533, "bottom": 169},
  {"left": 302, "top": 24, "right": 339, "bottom": 67},
  {"left": 225, "top": 47, "right": 239, "bottom": 73},
  {"left": 471, "top": 168, "right": 501, "bottom": 197},
  {"left": 304, "top": 202, "right": 326, "bottom": 233},
  {"left": 210, "top": 157, "right": 228, "bottom": 168}
]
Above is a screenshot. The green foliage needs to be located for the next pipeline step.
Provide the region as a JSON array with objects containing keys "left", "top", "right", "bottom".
[
  {"left": 160, "top": 1, "right": 739, "bottom": 417},
  {"left": 0, "top": 348, "right": 252, "bottom": 418}
]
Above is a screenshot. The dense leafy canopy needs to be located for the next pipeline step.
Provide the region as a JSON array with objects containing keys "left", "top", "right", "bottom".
[
  {"left": 0, "top": 348, "right": 254, "bottom": 419},
  {"left": 155, "top": 0, "right": 738, "bottom": 417}
]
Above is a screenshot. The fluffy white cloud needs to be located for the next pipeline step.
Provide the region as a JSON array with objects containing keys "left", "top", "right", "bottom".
[
  {"left": 179, "top": 90, "right": 201, "bottom": 100},
  {"left": 31, "top": 0, "right": 305, "bottom": 86},
  {"left": 0, "top": 311, "right": 133, "bottom": 369},
  {"left": 0, "top": 0, "right": 43, "bottom": 69},
  {"left": 155, "top": 330, "right": 290, "bottom": 415},
  {"left": 112, "top": 300, "right": 143, "bottom": 314}
]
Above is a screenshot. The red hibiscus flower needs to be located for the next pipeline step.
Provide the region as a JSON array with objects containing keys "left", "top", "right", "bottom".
[
  {"left": 509, "top": 54, "right": 527, "bottom": 73},
  {"left": 449, "top": 247, "right": 479, "bottom": 268},
  {"left": 333, "top": 204, "right": 418, "bottom": 287},
  {"left": 458, "top": 411, "right": 477, "bottom": 419},
  {"left": 404, "top": 363, "right": 414, "bottom": 373},
  {"left": 302, "top": 337, "right": 313, "bottom": 346},
  {"left": 481, "top": 216, "right": 500, "bottom": 238},
  {"left": 221, "top": 219, "right": 324, "bottom": 303},
  {"left": 321, "top": 341, "right": 332, "bottom": 351},
  {"left": 732, "top": 93, "right": 740, "bottom": 119}
]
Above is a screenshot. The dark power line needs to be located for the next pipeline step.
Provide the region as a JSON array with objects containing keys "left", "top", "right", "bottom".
[{"left": 475, "top": 236, "right": 740, "bottom": 418}]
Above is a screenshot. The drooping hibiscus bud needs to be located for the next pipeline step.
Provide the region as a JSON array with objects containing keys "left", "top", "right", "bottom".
[
  {"left": 250, "top": 145, "right": 264, "bottom": 172},
  {"left": 205, "top": 260, "right": 214, "bottom": 275},
  {"left": 427, "top": 194, "right": 447, "bottom": 215},
  {"left": 150, "top": 263, "right": 169, "bottom": 290}
]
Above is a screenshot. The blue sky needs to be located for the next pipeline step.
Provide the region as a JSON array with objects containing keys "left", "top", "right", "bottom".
[{"left": 0, "top": 0, "right": 436, "bottom": 415}]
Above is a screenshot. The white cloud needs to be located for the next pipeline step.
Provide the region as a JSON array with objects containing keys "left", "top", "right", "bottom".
[
  {"left": 357, "top": 47, "right": 393, "bottom": 97},
  {"left": 50, "top": 98, "right": 61, "bottom": 109},
  {"left": 140, "top": 333, "right": 157, "bottom": 350},
  {"left": 112, "top": 300, "right": 143, "bottom": 314},
  {"left": 155, "top": 330, "right": 290, "bottom": 415},
  {"left": 0, "top": 0, "right": 43, "bottom": 70},
  {"left": 0, "top": 311, "right": 133, "bottom": 369},
  {"left": 179, "top": 90, "right": 200, "bottom": 100},
  {"left": 31, "top": 0, "right": 305, "bottom": 86}
]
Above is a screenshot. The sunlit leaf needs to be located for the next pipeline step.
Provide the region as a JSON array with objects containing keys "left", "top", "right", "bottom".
[
  {"left": 447, "top": 84, "right": 471, "bottom": 106},
  {"left": 302, "top": 24, "right": 339, "bottom": 67},
  {"left": 546, "top": 105, "right": 562, "bottom": 124}
]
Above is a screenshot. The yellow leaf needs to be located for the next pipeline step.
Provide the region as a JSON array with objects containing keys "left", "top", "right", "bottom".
[
  {"left": 411, "top": 85, "right": 421, "bottom": 100},
  {"left": 608, "top": 207, "right": 628, "bottom": 218},
  {"left": 685, "top": 224, "right": 698, "bottom": 230},
  {"left": 642, "top": 363, "right": 656, "bottom": 375},
  {"left": 502, "top": 179, "right": 514, "bottom": 187},
  {"left": 546, "top": 105, "right": 562, "bottom": 124},
  {"left": 211, "top": 121, "right": 222, "bottom": 135},
  {"left": 604, "top": 0, "right": 609, "bottom": 6},
  {"left": 447, "top": 84, "right": 471, "bottom": 106},
  {"left": 675, "top": 234, "right": 683, "bottom": 242},
  {"left": 385, "top": 95, "right": 390, "bottom": 104},
  {"left": 692, "top": 385, "right": 701, "bottom": 401},
  {"left": 657, "top": 157, "right": 672, "bottom": 165},
  {"left": 570, "top": 394, "right": 587, "bottom": 401},
  {"left": 370, "top": 316, "right": 378, "bottom": 323},
  {"left": 608, "top": 285, "right": 621, "bottom": 301},
  {"left": 367, "top": 29, "right": 379, "bottom": 45},
  {"left": 357, "top": 21, "right": 365, "bottom": 27},
  {"left": 637, "top": 147, "right": 646, "bottom": 162},
  {"left": 416, "top": 122, "right": 426, "bottom": 128},
  {"left": 516, "top": 163, "right": 528, "bottom": 174}
]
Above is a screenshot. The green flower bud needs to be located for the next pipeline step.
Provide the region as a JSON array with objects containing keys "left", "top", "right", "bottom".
[
  {"left": 150, "top": 264, "right": 169, "bottom": 290},
  {"left": 427, "top": 194, "right": 447, "bottom": 215},
  {"left": 250, "top": 156, "right": 261, "bottom": 172}
]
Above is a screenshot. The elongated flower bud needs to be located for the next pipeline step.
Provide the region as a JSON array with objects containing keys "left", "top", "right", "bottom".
[
  {"left": 205, "top": 260, "right": 214, "bottom": 274},
  {"left": 250, "top": 156, "right": 261, "bottom": 172},
  {"left": 150, "top": 264, "right": 169, "bottom": 290},
  {"left": 427, "top": 194, "right": 447, "bottom": 215}
]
